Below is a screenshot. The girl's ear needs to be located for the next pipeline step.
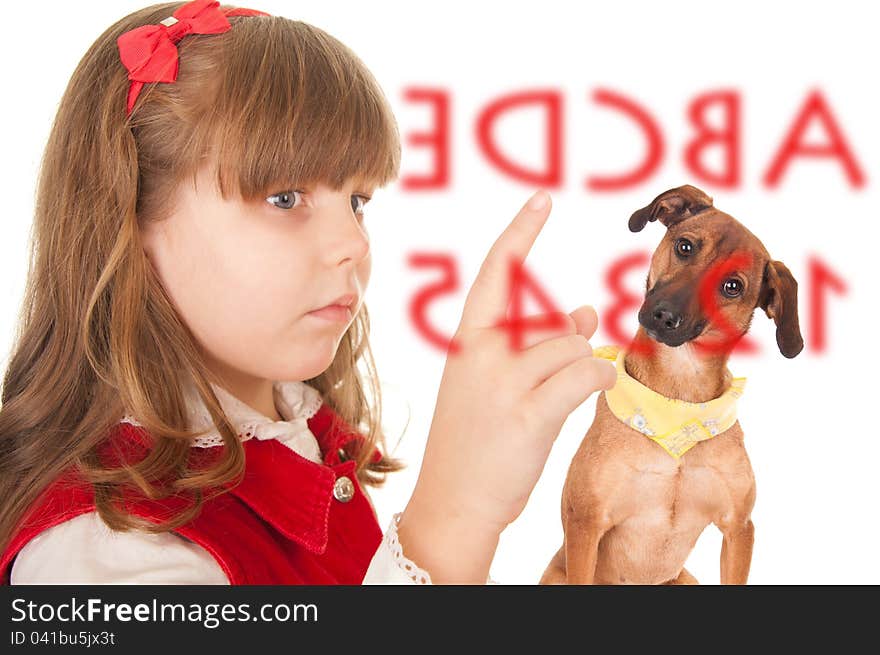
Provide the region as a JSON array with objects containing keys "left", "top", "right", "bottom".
[{"left": 758, "top": 260, "right": 804, "bottom": 358}]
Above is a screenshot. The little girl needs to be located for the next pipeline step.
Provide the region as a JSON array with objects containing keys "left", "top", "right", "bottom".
[{"left": 0, "top": 0, "right": 615, "bottom": 584}]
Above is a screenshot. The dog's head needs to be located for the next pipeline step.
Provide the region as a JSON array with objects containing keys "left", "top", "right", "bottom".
[{"left": 628, "top": 184, "right": 803, "bottom": 358}]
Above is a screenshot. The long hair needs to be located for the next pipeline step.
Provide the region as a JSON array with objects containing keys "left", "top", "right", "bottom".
[{"left": 0, "top": 2, "right": 403, "bottom": 553}]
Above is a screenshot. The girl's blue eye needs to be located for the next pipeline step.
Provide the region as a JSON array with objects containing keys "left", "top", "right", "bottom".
[
  {"left": 351, "top": 194, "right": 370, "bottom": 217},
  {"left": 266, "top": 190, "right": 303, "bottom": 210}
]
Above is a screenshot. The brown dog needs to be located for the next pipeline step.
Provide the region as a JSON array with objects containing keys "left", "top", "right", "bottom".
[{"left": 540, "top": 184, "right": 803, "bottom": 585}]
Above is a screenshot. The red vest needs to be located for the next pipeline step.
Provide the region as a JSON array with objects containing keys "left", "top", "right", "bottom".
[{"left": 0, "top": 404, "right": 383, "bottom": 584}]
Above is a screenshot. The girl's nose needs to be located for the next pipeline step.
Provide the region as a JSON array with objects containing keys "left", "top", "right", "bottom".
[{"left": 324, "top": 196, "right": 370, "bottom": 266}]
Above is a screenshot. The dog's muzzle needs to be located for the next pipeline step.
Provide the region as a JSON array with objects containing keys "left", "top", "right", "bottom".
[{"left": 639, "top": 301, "right": 705, "bottom": 347}]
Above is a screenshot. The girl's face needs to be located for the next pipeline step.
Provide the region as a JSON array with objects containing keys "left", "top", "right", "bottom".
[{"left": 140, "top": 162, "right": 373, "bottom": 412}]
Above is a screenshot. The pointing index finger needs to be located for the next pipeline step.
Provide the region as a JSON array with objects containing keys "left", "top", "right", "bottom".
[{"left": 458, "top": 190, "right": 552, "bottom": 331}]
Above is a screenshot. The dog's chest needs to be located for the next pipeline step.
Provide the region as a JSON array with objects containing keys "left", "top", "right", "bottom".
[
  {"left": 591, "top": 394, "right": 738, "bottom": 529},
  {"left": 596, "top": 454, "right": 727, "bottom": 583},
  {"left": 619, "top": 456, "right": 727, "bottom": 528}
]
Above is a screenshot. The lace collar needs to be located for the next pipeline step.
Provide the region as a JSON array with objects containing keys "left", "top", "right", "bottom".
[{"left": 120, "top": 379, "right": 325, "bottom": 464}]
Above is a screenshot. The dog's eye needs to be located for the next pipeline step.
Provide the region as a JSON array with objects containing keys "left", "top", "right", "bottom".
[
  {"left": 675, "top": 238, "right": 694, "bottom": 258},
  {"left": 721, "top": 278, "right": 744, "bottom": 298}
]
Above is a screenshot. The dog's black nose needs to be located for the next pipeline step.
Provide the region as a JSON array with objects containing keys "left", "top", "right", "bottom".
[{"left": 651, "top": 306, "right": 682, "bottom": 331}]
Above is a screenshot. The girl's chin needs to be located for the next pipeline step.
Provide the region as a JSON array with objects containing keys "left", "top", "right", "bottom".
[{"left": 286, "top": 343, "right": 342, "bottom": 380}]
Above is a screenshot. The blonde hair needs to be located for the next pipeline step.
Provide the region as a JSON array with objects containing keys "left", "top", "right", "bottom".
[{"left": 0, "top": 2, "right": 403, "bottom": 554}]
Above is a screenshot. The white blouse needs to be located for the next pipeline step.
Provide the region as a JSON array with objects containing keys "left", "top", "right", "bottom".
[{"left": 10, "top": 379, "right": 432, "bottom": 585}]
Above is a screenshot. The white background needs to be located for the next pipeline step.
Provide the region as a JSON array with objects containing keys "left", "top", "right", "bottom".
[{"left": 2, "top": 0, "right": 878, "bottom": 583}]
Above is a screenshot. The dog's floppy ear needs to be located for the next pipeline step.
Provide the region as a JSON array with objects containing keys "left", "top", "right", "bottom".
[
  {"left": 758, "top": 260, "right": 804, "bottom": 358},
  {"left": 628, "top": 184, "right": 714, "bottom": 232}
]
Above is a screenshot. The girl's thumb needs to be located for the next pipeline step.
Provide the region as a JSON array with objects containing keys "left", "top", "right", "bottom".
[{"left": 569, "top": 305, "right": 600, "bottom": 341}]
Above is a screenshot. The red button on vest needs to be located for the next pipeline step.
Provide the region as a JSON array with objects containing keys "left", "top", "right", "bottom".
[{"left": 0, "top": 403, "right": 383, "bottom": 584}]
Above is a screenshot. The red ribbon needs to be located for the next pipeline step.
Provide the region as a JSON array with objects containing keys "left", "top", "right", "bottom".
[{"left": 117, "top": 0, "right": 269, "bottom": 115}]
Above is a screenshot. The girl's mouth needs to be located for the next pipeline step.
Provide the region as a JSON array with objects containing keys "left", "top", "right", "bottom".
[{"left": 307, "top": 304, "right": 353, "bottom": 322}]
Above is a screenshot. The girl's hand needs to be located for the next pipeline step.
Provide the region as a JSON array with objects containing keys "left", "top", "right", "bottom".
[{"left": 396, "top": 190, "right": 616, "bottom": 583}]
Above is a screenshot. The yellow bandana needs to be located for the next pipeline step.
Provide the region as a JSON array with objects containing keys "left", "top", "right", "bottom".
[{"left": 594, "top": 345, "right": 746, "bottom": 459}]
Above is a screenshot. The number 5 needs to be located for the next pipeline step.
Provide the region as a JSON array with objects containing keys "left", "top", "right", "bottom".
[{"left": 408, "top": 252, "right": 460, "bottom": 353}]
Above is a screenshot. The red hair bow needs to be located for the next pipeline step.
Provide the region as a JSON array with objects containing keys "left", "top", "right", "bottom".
[{"left": 117, "top": 0, "right": 269, "bottom": 115}]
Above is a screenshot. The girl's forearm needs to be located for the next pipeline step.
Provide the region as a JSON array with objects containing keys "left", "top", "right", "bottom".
[{"left": 396, "top": 490, "right": 501, "bottom": 584}]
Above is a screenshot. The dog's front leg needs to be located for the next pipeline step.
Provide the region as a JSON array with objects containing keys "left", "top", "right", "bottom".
[
  {"left": 719, "top": 518, "right": 754, "bottom": 584},
  {"left": 564, "top": 516, "right": 609, "bottom": 585}
]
